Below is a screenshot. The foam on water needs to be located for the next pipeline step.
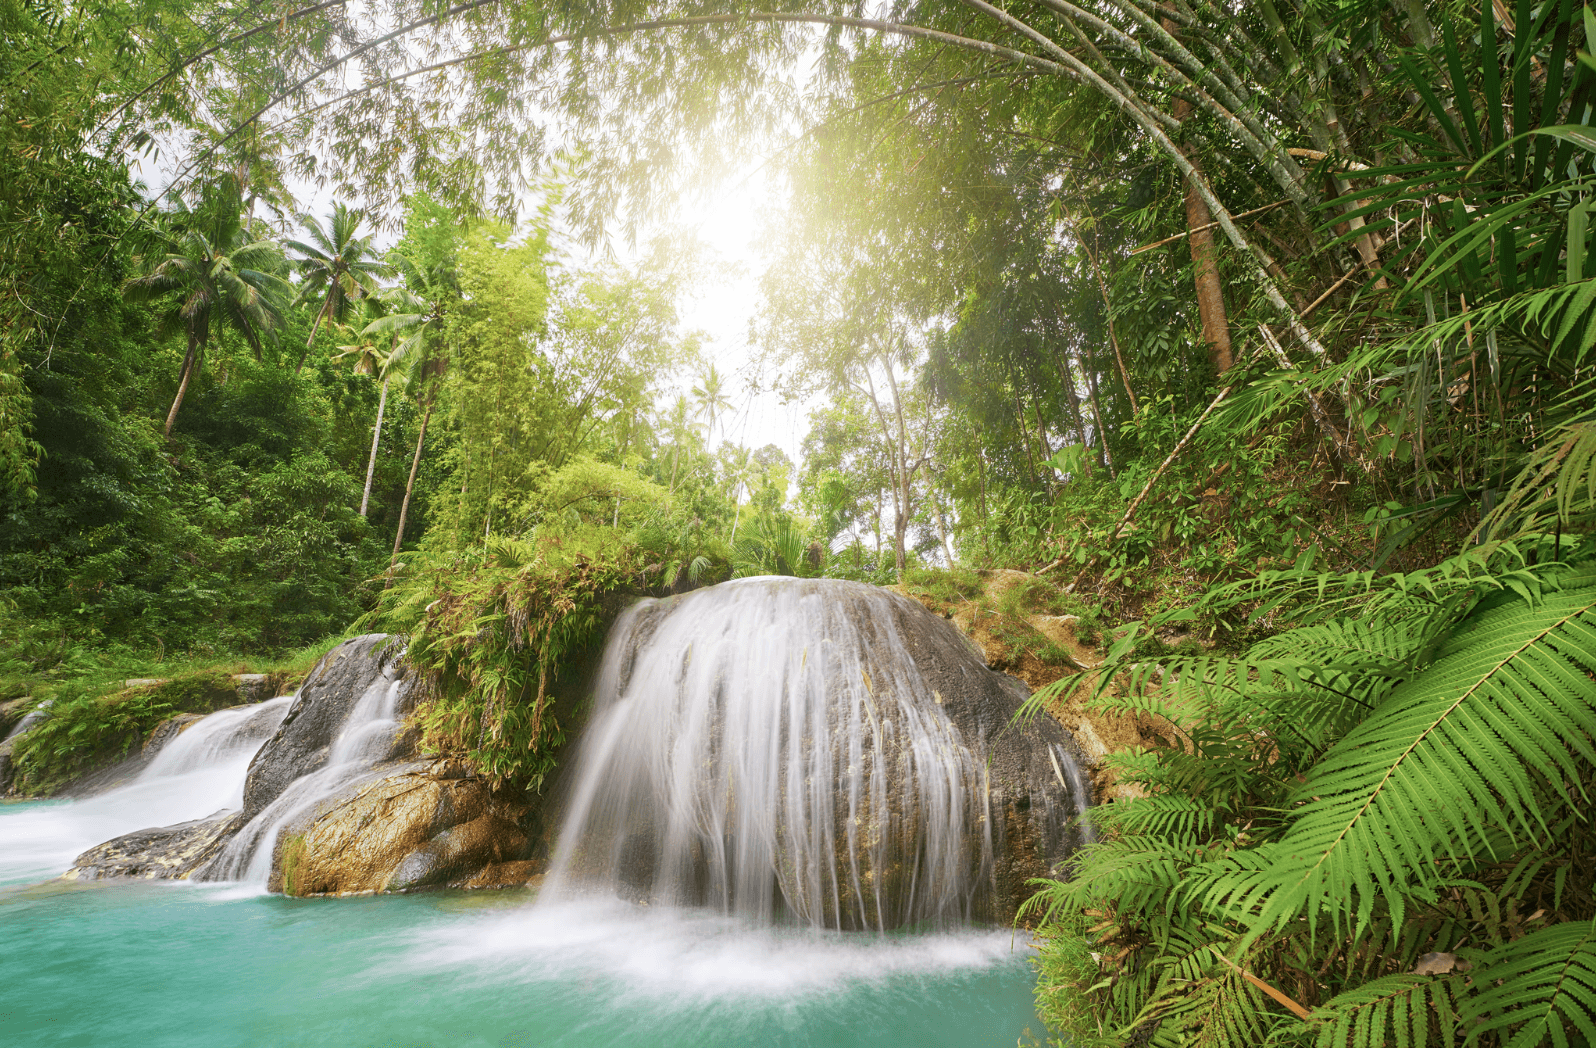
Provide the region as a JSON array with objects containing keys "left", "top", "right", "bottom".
[
  {"left": 0, "top": 696, "right": 292, "bottom": 886},
  {"left": 407, "top": 897, "right": 1028, "bottom": 1001},
  {"left": 0, "top": 880, "right": 1042, "bottom": 1047}
]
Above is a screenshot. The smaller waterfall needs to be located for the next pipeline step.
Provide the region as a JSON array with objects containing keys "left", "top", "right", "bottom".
[
  {"left": 202, "top": 675, "right": 406, "bottom": 885},
  {"left": 0, "top": 697, "right": 292, "bottom": 886},
  {"left": 4, "top": 701, "right": 51, "bottom": 742},
  {"left": 141, "top": 697, "right": 294, "bottom": 787}
]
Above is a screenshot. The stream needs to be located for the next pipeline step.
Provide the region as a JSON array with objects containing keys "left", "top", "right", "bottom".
[{"left": 0, "top": 847, "right": 1042, "bottom": 1047}]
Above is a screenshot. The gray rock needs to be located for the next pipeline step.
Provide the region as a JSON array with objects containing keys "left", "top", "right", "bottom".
[
  {"left": 585, "top": 579, "right": 1093, "bottom": 928},
  {"left": 869, "top": 587, "right": 1094, "bottom": 916},
  {"left": 231, "top": 674, "right": 271, "bottom": 703},
  {"left": 240, "top": 635, "right": 412, "bottom": 820},
  {"left": 64, "top": 811, "right": 243, "bottom": 881}
]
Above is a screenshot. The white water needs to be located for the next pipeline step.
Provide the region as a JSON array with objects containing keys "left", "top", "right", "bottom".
[
  {"left": 407, "top": 896, "right": 1030, "bottom": 1000},
  {"left": 202, "top": 675, "right": 406, "bottom": 885},
  {"left": 0, "top": 696, "right": 292, "bottom": 886},
  {"left": 545, "top": 577, "right": 1074, "bottom": 930}
]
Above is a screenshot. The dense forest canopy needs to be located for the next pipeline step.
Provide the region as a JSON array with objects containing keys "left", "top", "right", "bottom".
[{"left": 6, "top": 0, "right": 1596, "bottom": 1043}]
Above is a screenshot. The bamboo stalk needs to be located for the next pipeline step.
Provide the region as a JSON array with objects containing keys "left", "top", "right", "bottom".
[{"left": 1209, "top": 947, "right": 1312, "bottom": 1020}]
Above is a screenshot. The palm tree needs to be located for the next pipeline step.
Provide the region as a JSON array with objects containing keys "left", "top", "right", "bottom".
[
  {"left": 724, "top": 444, "right": 757, "bottom": 544},
  {"left": 360, "top": 254, "right": 455, "bottom": 574},
  {"left": 691, "top": 363, "right": 734, "bottom": 445},
  {"left": 124, "top": 196, "right": 291, "bottom": 437},
  {"left": 286, "top": 202, "right": 390, "bottom": 370},
  {"left": 331, "top": 302, "right": 404, "bottom": 519}
]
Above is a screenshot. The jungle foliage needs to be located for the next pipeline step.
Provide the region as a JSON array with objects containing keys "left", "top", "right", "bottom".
[{"left": 6, "top": 0, "right": 1596, "bottom": 1042}]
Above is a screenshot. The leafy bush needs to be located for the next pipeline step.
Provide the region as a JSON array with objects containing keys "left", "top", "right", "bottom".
[
  {"left": 10, "top": 671, "right": 265, "bottom": 794},
  {"left": 364, "top": 530, "right": 643, "bottom": 791}
]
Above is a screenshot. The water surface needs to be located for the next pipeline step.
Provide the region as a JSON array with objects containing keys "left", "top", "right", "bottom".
[{"left": 0, "top": 872, "right": 1042, "bottom": 1048}]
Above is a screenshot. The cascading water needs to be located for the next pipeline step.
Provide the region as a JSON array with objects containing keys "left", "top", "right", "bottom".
[
  {"left": 0, "top": 696, "right": 292, "bottom": 886},
  {"left": 202, "top": 673, "right": 406, "bottom": 884},
  {"left": 543, "top": 577, "right": 1091, "bottom": 931}
]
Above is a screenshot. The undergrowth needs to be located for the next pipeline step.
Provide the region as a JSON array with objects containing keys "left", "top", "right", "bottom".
[
  {"left": 3, "top": 635, "right": 343, "bottom": 794},
  {"left": 364, "top": 527, "right": 644, "bottom": 791}
]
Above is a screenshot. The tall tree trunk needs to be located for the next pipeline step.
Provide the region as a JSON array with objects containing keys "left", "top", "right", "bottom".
[
  {"left": 1013, "top": 389, "right": 1039, "bottom": 481},
  {"left": 932, "top": 488, "right": 955, "bottom": 567},
  {"left": 359, "top": 373, "right": 389, "bottom": 518},
  {"left": 1029, "top": 382, "right": 1055, "bottom": 492},
  {"left": 1079, "top": 226, "right": 1140, "bottom": 413},
  {"left": 164, "top": 331, "right": 200, "bottom": 438},
  {"left": 296, "top": 298, "right": 331, "bottom": 374},
  {"left": 974, "top": 426, "right": 990, "bottom": 521},
  {"left": 1159, "top": 4, "right": 1233, "bottom": 374},
  {"left": 1181, "top": 151, "right": 1234, "bottom": 374},
  {"left": 389, "top": 394, "right": 434, "bottom": 578},
  {"left": 1055, "top": 346, "right": 1093, "bottom": 477},
  {"left": 1085, "top": 363, "right": 1115, "bottom": 478}
]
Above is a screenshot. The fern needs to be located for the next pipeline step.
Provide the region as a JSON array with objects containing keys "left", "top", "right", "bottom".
[
  {"left": 1210, "top": 581, "right": 1596, "bottom": 938},
  {"left": 1462, "top": 920, "right": 1596, "bottom": 1047},
  {"left": 1311, "top": 973, "right": 1466, "bottom": 1048}
]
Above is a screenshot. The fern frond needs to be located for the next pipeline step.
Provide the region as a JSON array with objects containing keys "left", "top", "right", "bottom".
[
  {"left": 1311, "top": 972, "right": 1465, "bottom": 1048},
  {"left": 1462, "top": 919, "right": 1596, "bottom": 1048},
  {"left": 1209, "top": 585, "right": 1596, "bottom": 938}
]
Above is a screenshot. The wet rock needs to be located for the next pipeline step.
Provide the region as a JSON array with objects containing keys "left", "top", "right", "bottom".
[
  {"left": 562, "top": 579, "right": 1093, "bottom": 929},
  {"left": 456, "top": 860, "right": 544, "bottom": 890},
  {"left": 270, "top": 762, "right": 531, "bottom": 895},
  {"left": 242, "top": 634, "right": 411, "bottom": 820},
  {"left": 846, "top": 586, "right": 1092, "bottom": 924},
  {"left": 64, "top": 811, "right": 242, "bottom": 881}
]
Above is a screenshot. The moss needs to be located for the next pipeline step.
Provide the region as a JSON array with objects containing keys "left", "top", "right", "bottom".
[
  {"left": 279, "top": 833, "right": 308, "bottom": 897},
  {"left": 901, "top": 565, "right": 985, "bottom": 604}
]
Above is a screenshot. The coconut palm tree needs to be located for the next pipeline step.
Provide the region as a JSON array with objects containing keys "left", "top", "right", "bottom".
[
  {"left": 331, "top": 301, "right": 404, "bottom": 519},
  {"left": 724, "top": 444, "right": 757, "bottom": 544},
  {"left": 691, "top": 363, "right": 733, "bottom": 445},
  {"left": 286, "top": 202, "right": 390, "bottom": 370},
  {"left": 124, "top": 195, "right": 292, "bottom": 437}
]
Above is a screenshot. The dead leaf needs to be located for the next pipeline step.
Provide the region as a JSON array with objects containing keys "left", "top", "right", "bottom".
[{"left": 1414, "top": 952, "right": 1471, "bottom": 975}]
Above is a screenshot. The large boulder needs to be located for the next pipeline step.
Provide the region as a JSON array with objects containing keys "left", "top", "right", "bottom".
[
  {"left": 874, "top": 587, "right": 1093, "bottom": 918},
  {"left": 551, "top": 578, "right": 1094, "bottom": 929},
  {"left": 268, "top": 760, "right": 535, "bottom": 895},
  {"left": 241, "top": 634, "right": 411, "bottom": 819}
]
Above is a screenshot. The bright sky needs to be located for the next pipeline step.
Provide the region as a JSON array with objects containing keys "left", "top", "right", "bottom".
[{"left": 657, "top": 174, "right": 812, "bottom": 468}]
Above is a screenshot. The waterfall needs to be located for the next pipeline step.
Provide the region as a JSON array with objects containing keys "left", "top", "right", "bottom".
[
  {"left": 141, "top": 697, "right": 294, "bottom": 784},
  {"left": 202, "top": 674, "right": 406, "bottom": 884},
  {"left": 543, "top": 577, "right": 1090, "bottom": 930},
  {"left": 0, "top": 696, "right": 292, "bottom": 886}
]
